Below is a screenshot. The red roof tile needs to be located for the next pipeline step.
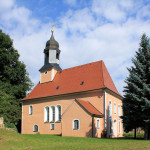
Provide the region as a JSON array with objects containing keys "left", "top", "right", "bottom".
[
  {"left": 22, "top": 60, "right": 121, "bottom": 100},
  {"left": 76, "top": 99, "right": 103, "bottom": 116}
]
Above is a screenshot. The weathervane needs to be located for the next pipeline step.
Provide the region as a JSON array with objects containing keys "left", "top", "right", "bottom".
[{"left": 51, "top": 24, "right": 56, "bottom": 33}]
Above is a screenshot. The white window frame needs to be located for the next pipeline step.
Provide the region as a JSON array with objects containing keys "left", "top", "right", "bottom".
[
  {"left": 109, "top": 118, "right": 113, "bottom": 135},
  {"left": 55, "top": 105, "right": 61, "bottom": 122},
  {"left": 72, "top": 119, "right": 80, "bottom": 130},
  {"left": 96, "top": 118, "right": 100, "bottom": 129},
  {"left": 44, "top": 106, "right": 49, "bottom": 122},
  {"left": 29, "top": 105, "right": 33, "bottom": 115},
  {"left": 118, "top": 104, "right": 121, "bottom": 120},
  {"left": 50, "top": 105, "right": 55, "bottom": 122},
  {"left": 50, "top": 123, "right": 55, "bottom": 130},
  {"left": 113, "top": 119, "right": 117, "bottom": 136},
  {"left": 119, "top": 120, "right": 121, "bottom": 134},
  {"left": 114, "top": 102, "right": 116, "bottom": 114},
  {"left": 109, "top": 100, "right": 112, "bottom": 118},
  {"left": 33, "top": 124, "right": 38, "bottom": 132}
]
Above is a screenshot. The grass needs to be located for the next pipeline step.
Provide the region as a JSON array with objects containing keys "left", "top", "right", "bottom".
[{"left": 0, "top": 129, "right": 150, "bottom": 150}]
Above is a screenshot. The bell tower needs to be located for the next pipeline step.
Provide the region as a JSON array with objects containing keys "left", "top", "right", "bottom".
[{"left": 39, "top": 29, "right": 61, "bottom": 83}]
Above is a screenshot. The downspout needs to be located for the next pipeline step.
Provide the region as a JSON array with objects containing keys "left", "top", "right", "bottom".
[
  {"left": 103, "top": 89, "right": 107, "bottom": 129},
  {"left": 92, "top": 116, "right": 94, "bottom": 137}
]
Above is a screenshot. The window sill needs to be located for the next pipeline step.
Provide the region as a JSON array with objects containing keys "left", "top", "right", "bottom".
[
  {"left": 50, "top": 121, "right": 55, "bottom": 123},
  {"left": 55, "top": 120, "right": 61, "bottom": 123},
  {"left": 44, "top": 121, "right": 49, "bottom": 123},
  {"left": 73, "top": 128, "right": 79, "bottom": 130}
]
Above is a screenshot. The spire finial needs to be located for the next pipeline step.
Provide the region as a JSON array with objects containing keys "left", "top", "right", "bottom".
[{"left": 51, "top": 24, "right": 56, "bottom": 34}]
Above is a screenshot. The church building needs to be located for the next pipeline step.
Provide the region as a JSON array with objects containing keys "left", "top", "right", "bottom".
[{"left": 21, "top": 30, "right": 123, "bottom": 138}]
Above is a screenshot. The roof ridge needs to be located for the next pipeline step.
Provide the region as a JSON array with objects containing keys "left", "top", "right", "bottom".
[{"left": 61, "top": 60, "right": 103, "bottom": 72}]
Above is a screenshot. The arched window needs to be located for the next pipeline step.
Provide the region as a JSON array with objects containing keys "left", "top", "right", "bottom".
[
  {"left": 33, "top": 125, "right": 38, "bottom": 132},
  {"left": 44, "top": 106, "right": 49, "bottom": 122},
  {"left": 56, "top": 52, "right": 59, "bottom": 60},
  {"left": 55, "top": 105, "right": 61, "bottom": 122},
  {"left": 50, "top": 106, "right": 55, "bottom": 122},
  {"left": 73, "top": 119, "right": 80, "bottom": 130}
]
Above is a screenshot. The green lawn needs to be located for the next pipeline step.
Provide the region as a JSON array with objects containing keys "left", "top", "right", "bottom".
[{"left": 0, "top": 129, "right": 150, "bottom": 150}]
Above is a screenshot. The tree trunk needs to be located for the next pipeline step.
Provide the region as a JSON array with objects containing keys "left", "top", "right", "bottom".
[
  {"left": 144, "top": 123, "right": 148, "bottom": 140},
  {"left": 134, "top": 127, "right": 136, "bottom": 139}
]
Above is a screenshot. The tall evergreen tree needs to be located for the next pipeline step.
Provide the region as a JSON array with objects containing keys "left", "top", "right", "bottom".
[
  {"left": 0, "top": 29, "right": 33, "bottom": 131},
  {"left": 123, "top": 34, "right": 150, "bottom": 140}
]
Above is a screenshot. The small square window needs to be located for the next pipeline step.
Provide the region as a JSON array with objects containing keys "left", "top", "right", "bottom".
[
  {"left": 51, "top": 124, "right": 55, "bottom": 130},
  {"left": 45, "top": 71, "right": 47, "bottom": 74}
]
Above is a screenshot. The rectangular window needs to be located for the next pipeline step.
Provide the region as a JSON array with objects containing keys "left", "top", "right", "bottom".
[
  {"left": 109, "top": 101, "right": 112, "bottom": 118},
  {"left": 118, "top": 105, "right": 120, "bottom": 120},
  {"left": 29, "top": 105, "right": 33, "bottom": 115},
  {"left": 114, "top": 103, "right": 116, "bottom": 114},
  {"left": 109, "top": 118, "right": 113, "bottom": 135},
  {"left": 97, "top": 119, "right": 100, "bottom": 129},
  {"left": 50, "top": 123, "right": 55, "bottom": 130},
  {"left": 58, "top": 106, "right": 61, "bottom": 121},
  {"left": 73, "top": 120, "right": 79, "bottom": 130}
]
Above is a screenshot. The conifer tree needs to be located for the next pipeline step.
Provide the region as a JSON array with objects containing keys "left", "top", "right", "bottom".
[{"left": 123, "top": 34, "right": 150, "bottom": 140}]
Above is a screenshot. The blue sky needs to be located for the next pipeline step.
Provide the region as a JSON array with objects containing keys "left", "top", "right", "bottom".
[{"left": 0, "top": 0, "right": 150, "bottom": 95}]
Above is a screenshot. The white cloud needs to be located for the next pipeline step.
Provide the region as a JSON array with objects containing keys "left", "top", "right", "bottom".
[
  {"left": 92, "top": 0, "right": 127, "bottom": 22},
  {"left": 0, "top": 0, "right": 150, "bottom": 95},
  {"left": 0, "top": 0, "right": 15, "bottom": 12}
]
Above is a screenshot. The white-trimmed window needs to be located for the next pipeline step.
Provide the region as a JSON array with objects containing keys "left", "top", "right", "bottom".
[
  {"left": 118, "top": 105, "right": 120, "bottom": 120},
  {"left": 44, "top": 106, "right": 49, "bottom": 122},
  {"left": 114, "top": 102, "right": 116, "bottom": 114},
  {"left": 109, "top": 118, "right": 113, "bottom": 135},
  {"left": 50, "top": 106, "right": 55, "bottom": 122},
  {"left": 50, "top": 123, "right": 55, "bottom": 130},
  {"left": 97, "top": 119, "right": 100, "bottom": 129},
  {"left": 73, "top": 119, "right": 80, "bottom": 130},
  {"left": 119, "top": 121, "right": 121, "bottom": 134},
  {"left": 29, "top": 105, "right": 33, "bottom": 115},
  {"left": 33, "top": 125, "right": 38, "bottom": 132},
  {"left": 55, "top": 105, "right": 61, "bottom": 122},
  {"left": 109, "top": 101, "right": 112, "bottom": 118}
]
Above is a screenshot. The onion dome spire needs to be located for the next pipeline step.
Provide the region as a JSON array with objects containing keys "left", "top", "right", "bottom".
[{"left": 46, "top": 29, "right": 59, "bottom": 50}]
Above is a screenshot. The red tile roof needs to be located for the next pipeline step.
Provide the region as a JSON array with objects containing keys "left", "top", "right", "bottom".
[
  {"left": 22, "top": 60, "right": 121, "bottom": 100},
  {"left": 76, "top": 99, "right": 103, "bottom": 116}
]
